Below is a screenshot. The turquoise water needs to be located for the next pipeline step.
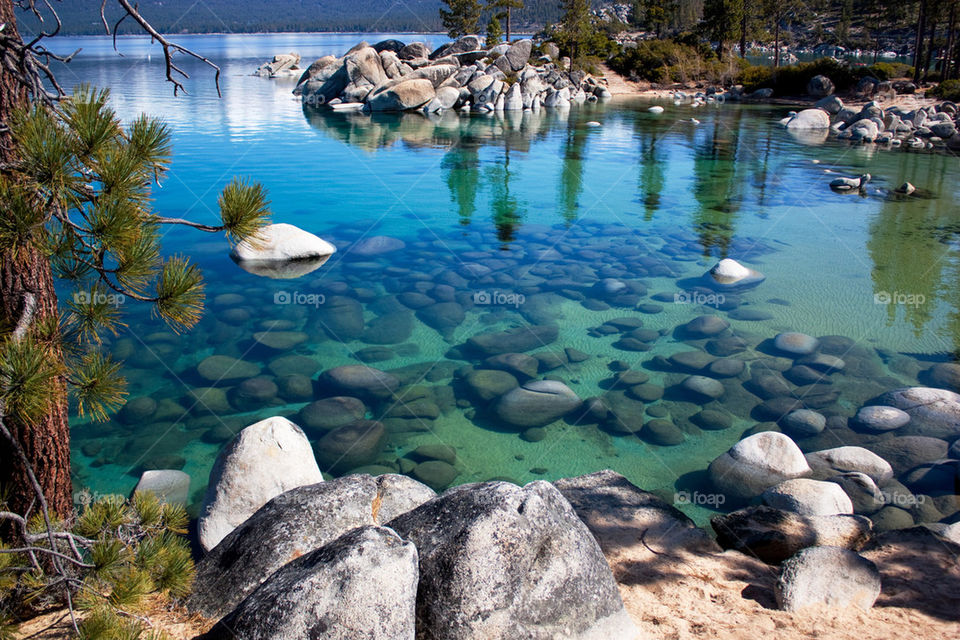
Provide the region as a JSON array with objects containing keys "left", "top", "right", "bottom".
[{"left": 57, "top": 35, "right": 960, "bottom": 525}]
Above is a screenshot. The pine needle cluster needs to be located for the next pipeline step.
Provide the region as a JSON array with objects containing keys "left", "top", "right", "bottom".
[
  {"left": 0, "top": 85, "right": 270, "bottom": 425},
  {"left": 0, "top": 491, "right": 194, "bottom": 639}
]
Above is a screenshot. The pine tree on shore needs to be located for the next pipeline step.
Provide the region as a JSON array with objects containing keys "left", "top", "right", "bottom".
[{"left": 440, "top": 0, "right": 483, "bottom": 38}]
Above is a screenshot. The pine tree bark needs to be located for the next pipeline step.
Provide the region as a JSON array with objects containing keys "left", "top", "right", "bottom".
[
  {"left": 914, "top": 0, "right": 927, "bottom": 82},
  {"left": 0, "top": 0, "right": 73, "bottom": 523}
]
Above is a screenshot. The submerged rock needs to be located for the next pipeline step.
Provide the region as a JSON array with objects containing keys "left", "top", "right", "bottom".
[
  {"left": 200, "top": 526, "right": 419, "bottom": 640},
  {"left": 133, "top": 469, "right": 190, "bottom": 507},
  {"left": 197, "top": 355, "right": 261, "bottom": 384},
  {"left": 467, "top": 325, "right": 559, "bottom": 356},
  {"left": 321, "top": 365, "right": 400, "bottom": 399},
  {"left": 495, "top": 380, "right": 582, "bottom": 427},
  {"left": 315, "top": 420, "right": 386, "bottom": 473},
  {"left": 853, "top": 405, "right": 910, "bottom": 432},
  {"left": 198, "top": 416, "right": 323, "bottom": 551},
  {"left": 874, "top": 387, "right": 960, "bottom": 440},
  {"left": 387, "top": 481, "right": 638, "bottom": 640},
  {"left": 297, "top": 396, "right": 367, "bottom": 433}
]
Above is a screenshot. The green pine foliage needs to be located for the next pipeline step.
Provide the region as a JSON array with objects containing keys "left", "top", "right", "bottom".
[
  {"left": 0, "top": 85, "right": 270, "bottom": 427},
  {"left": 440, "top": 0, "right": 483, "bottom": 38},
  {"left": 1, "top": 492, "right": 196, "bottom": 638},
  {"left": 486, "top": 14, "right": 504, "bottom": 46}
]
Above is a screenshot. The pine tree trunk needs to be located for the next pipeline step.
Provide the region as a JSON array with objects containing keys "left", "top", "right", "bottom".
[
  {"left": 914, "top": 0, "right": 927, "bottom": 82},
  {"left": 774, "top": 22, "right": 781, "bottom": 69},
  {"left": 944, "top": 3, "right": 956, "bottom": 79},
  {"left": 506, "top": 7, "right": 512, "bottom": 44},
  {"left": 740, "top": 11, "right": 747, "bottom": 59},
  {"left": 921, "top": 13, "right": 936, "bottom": 82},
  {"left": 0, "top": 0, "right": 73, "bottom": 524}
]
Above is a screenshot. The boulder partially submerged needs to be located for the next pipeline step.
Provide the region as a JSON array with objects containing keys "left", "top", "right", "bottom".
[{"left": 231, "top": 223, "right": 336, "bottom": 279}]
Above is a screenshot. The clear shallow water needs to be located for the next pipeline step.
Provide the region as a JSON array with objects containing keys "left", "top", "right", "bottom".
[{"left": 55, "top": 35, "right": 960, "bottom": 525}]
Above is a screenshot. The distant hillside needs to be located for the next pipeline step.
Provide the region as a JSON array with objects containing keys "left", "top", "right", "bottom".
[{"left": 20, "top": 1, "right": 574, "bottom": 36}]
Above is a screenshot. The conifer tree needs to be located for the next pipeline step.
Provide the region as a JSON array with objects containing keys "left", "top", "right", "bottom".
[
  {"left": 487, "top": 0, "right": 524, "bottom": 43},
  {"left": 0, "top": 1, "right": 268, "bottom": 526},
  {"left": 486, "top": 13, "right": 505, "bottom": 46},
  {"left": 440, "top": 0, "right": 483, "bottom": 38}
]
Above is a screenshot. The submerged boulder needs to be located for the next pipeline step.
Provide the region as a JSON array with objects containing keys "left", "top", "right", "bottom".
[
  {"left": 495, "top": 380, "right": 582, "bottom": 427},
  {"left": 874, "top": 386, "right": 960, "bottom": 440},
  {"left": 387, "top": 481, "right": 638, "bottom": 640},
  {"left": 197, "top": 416, "right": 323, "bottom": 551},
  {"left": 467, "top": 325, "right": 559, "bottom": 356}
]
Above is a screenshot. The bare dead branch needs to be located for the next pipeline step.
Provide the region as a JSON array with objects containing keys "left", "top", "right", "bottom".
[{"left": 113, "top": 0, "right": 222, "bottom": 97}]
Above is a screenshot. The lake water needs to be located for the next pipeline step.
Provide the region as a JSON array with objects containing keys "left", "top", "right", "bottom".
[{"left": 56, "top": 34, "right": 960, "bottom": 526}]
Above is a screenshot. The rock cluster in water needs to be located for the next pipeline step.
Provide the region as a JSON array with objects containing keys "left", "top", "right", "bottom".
[
  {"left": 284, "top": 36, "right": 611, "bottom": 112},
  {"left": 779, "top": 97, "right": 960, "bottom": 152}
]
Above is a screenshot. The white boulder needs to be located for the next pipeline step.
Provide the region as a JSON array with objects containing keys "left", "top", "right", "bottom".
[
  {"left": 198, "top": 416, "right": 324, "bottom": 551},
  {"left": 708, "top": 432, "right": 811, "bottom": 500},
  {"left": 781, "top": 109, "right": 831, "bottom": 130},
  {"left": 231, "top": 223, "right": 336, "bottom": 279}
]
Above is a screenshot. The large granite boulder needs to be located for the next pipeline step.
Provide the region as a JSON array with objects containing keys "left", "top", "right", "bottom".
[
  {"left": 711, "top": 505, "right": 872, "bottom": 564},
  {"left": 503, "top": 39, "right": 533, "bottom": 71},
  {"left": 197, "top": 416, "right": 323, "bottom": 551},
  {"left": 188, "top": 474, "right": 434, "bottom": 619},
  {"left": 341, "top": 46, "right": 386, "bottom": 102},
  {"left": 708, "top": 432, "right": 811, "bottom": 501},
  {"left": 387, "top": 481, "right": 638, "bottom": 640},
  {"left": 806, "top": 74, "right": 835, "bottom": 97},
  {"left": 200, "top": 526, "right": 418, "bottom": 640},
  {"left": 775, "top": 546, "right": 880, "bottom": 611},
  {"left": 369, "top": 78, "right": 436, "bottom": 111},
  {"left": 495, "top": 380, "right": 582, "bottom": 427}
]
